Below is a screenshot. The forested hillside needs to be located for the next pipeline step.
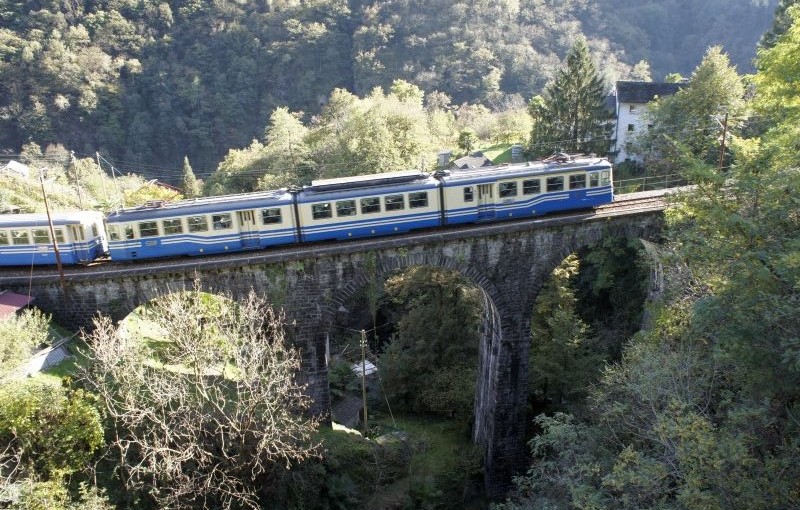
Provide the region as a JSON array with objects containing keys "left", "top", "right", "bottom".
[{"left": 0, "top": 0, "right": 777, "bottom": 176}]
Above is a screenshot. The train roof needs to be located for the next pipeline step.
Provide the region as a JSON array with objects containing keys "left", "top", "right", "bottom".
[
  {"left": 0, "top": 211, "right": 104, "bottom": 228},
  {"left": 300, "top": 169, "right": 438, "bottom": 201},
  {"left": 106, "top": 188, "right": 294, "bottom": 222},
  {"left": 439, "top": 157, "right": 611, "bottom": 185}
]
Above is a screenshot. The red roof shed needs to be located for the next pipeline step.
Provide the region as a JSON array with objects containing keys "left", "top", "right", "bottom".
[{"left": 0, "top": 291, "right": 34, "bottom": 320}]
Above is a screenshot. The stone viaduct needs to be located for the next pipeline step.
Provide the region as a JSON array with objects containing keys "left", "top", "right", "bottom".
[{"left": 0, "top": 203, "right": 664, "bottom": 498}]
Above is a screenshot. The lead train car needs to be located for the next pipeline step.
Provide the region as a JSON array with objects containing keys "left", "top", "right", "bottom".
[
  {"left": 0, "top": 212, "right": 108, "bottom": 265},
  {"left": 438, "top": 157, "right": 612, "bottom": 225}
]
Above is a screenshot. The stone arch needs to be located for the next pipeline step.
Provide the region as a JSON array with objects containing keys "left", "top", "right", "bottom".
[
  {"left": 522, "top": 223, "right": 660, "bottom": 317},
  {"left": 319, "top": 250, "right": 514, "bottom": 495}
]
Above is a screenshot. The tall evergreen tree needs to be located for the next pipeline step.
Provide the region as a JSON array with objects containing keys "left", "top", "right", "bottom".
[
  {"left": 527, "top": 39, "right": 612, "bottom": 158},
  {"left": 180, "top": 156, "right": 202, "bottom": 198}
]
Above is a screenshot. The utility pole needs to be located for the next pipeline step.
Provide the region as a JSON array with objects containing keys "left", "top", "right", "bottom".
[
  {"left": 40, "top": 171, "right": 67, "bottom": 293},
  {"left": 717, "top": 111, "right": 729, "bottom": 171},
  {"left": 360, "top": 329, "right": 369, "bottom": 434}
]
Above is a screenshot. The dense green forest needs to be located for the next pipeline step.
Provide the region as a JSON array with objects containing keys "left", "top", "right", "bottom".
[{"left": 0, "top": 0, "right": 777, "bottom": 176}]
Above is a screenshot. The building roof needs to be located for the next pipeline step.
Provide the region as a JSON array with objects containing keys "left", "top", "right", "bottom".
[
  {"left": 616, "top": 81, "right": 684, "bottom": 104},
  {"left": 0, "top": 291, "right": 34, "bottom": 319},
  {"left": 452, "top": 152, "right": 494, "bottom": 169}
]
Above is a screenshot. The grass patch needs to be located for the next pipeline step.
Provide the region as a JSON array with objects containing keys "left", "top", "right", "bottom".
[{"left": 480, "top": 143, "right": 514, "bottom": 163}]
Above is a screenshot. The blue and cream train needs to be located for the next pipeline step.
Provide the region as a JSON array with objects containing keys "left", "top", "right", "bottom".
[{"left": 0, "top": 156, "right": 612, "bottom": 266}]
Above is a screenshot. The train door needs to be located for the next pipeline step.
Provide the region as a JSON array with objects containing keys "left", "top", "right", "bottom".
[
  {"left": 236, "top": 210, "right": 260, "bottom": 248},
  {"left": 477, "top": 184, "right": 495, "bottom": 220},
  {"left": 70, "top": 224, "right": 90, "bottom": 262}
]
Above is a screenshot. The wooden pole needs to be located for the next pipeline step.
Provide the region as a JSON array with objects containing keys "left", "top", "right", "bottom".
[
  {"left": 40, "top": 171, "right": 67, "bottom": 293},
  {"left": 361, "top": 329, "right": 368, "bottom": 434}
]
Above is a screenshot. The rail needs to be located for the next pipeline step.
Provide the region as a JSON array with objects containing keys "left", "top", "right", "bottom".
[{"left": 614, "top": 174, "right": 686, "bottom": 194}]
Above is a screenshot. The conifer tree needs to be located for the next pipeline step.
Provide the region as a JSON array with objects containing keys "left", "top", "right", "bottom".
[
  {"left": 180, "top": 156, "right": 202, "bottom": 198},
  {"left": 527, "top": 39, "right": 612, "bottom": 158}
]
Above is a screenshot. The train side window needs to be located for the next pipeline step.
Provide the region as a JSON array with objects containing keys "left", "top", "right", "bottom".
[
  {"left": 188, "top": 216, "right": 209, "bottom": 232},
  {"left": 54, "top": 229, "right": 65, "bottom": 243},
  {"left": 125, "top": 225, "right": 135, "bottom": 240},
  {"left": 212, "top": 214, "right": 232, "bottom": 230},
  {"left": 312, "top": 203, "right": 332, "bottom": 220},
  {"left": 546, "top": 176, "right": 564, "bottom": 192},
  {"left": 261, "top": 208, "right": 282, "bottom": 224},
  {"left": 499, "top": 181, "right": 518, "bottom": 197},
  {"left": 11, "top": 230, "right": 30, "bottom": 245},
  {"left": 32, "top": 229, "right": 50, "bottom": 244},
  {"left": 464, "top": 187, "right": 474, "bottom": 202},
  {"left": 139, "top": 221, "right": 159, "bottom": 237},
  {"left": 600, "top": 171, "right": 611, "bottom": 186},
  {"left": 385, "top": 195, "right": 405, "bottom": 211},
  {"left": 0, "top": 230, "right": 8, "bottom": 245},
  {"left": 523, "top": 179, "right": 540, "bottom": 194},
  {"left": 336, "top": 200, "right": 357, "bottom": 217},
  {"left": 569, "top": 175, "right": 586, "bottom": 189},
  {"left": 589, "top": 173, "right": 599, "bottom": 187},
  {"left": 409, "top": 192, "right": 428, "bottom": 208},
  {"left": 107, "top": 226, "right": 120, "bottom": 240},
  {"left": 361, "top": 197, "right": 381, "bottom": 214},
  {"left": 73, "top": 226, "right": 86, "bottom": 241},
  {"left": 163, "top": 219, "right": 183, "bottom": 235}
]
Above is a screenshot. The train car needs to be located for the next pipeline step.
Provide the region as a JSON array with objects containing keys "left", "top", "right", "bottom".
[
  {"left": 296, "top": 170, "right": 442, "bottom": 242},
  {"left": 104, "top": 190, "right": 296, "bottom": 261},
  {"left": 436, "top": 156, "right": 613, "bottom": 225},
  {"left": 0, "top": 211, "right": 108, "bottom": 266}
]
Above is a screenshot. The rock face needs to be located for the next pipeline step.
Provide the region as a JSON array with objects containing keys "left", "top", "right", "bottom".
[{"left": 3, "top": 210, "right": 663, "bottom": 498}]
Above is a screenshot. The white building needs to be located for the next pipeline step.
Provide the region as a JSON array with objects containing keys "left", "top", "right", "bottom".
[
  {"left": 1, "top": 160, "right": 30, "bottom": 178},
  {"left": 613, "top": 81, "right": 684, "bottom": 163}
]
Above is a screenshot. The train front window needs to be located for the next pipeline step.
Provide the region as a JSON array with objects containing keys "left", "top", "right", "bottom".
[
  {"left": 54, "top": 229, "right": 65, "bottom": 243},
  {"left": 312, "top": 203, "right": 332, "bottom": 220},
  {"left": 125, "top": 226, "right": 135, "bottom": 240},
  {"left": 464, "top": 187, "right": 474, "bottom": 202},
  {"left": 212, "top": 214, "right": 232, "bottom": 230},
  {"left": 11, "top": 230, "right": 30, "bottom": 245},
  {"left": 188, "top": 216, "right": 208, "bottom": 232},
  {"left": 546, "top": 176, "right": 564, "bottom": 192},
  {"left": 261, "top": 208, "right": 282, "bottom": 224},
  {"left": 499, "top": 182, "right": 518, "bottom": 197},
  {"left": 600, "top": 171, "right": 611, "bottom": 186},
  {"left": 385, "top": 195, "right": 405, "bottom": 211},
  {"left": 163, "top": 219, "right": 183, "bottom": 235},
  {"left": 336, "top": 200, "right": 357, "bottom": 217},
  {"left": 589, "top": 173, "right": 599, "bottom": 187},
  {"left": 409, "top": 192, "right": 428, "bottom": 208},
  {"left": 360, "top": 197, "right": 380, "bottom": 214},
  {"left": 0, "top": 230, "right": 8, "bottom": 245},
  {"left": 139, "top": 221, "right": 159, "bottom": 237},
  {"left": 32, "top": 229, "right": 50, "bottom": 244},
  {"left": 569, "top": 175, "right": 586, "bottom": 189},
  {"left": 523, "top": 179, "right": 540, "bottom": 194}
]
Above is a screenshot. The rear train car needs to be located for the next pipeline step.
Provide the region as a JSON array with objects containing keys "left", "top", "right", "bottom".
[
  {"left": 0, "top": 211, "right": 108, "bottom": 266},
  {"left": 105, "top": 191, "right": 296, "bottom": 261},
  {"left": 437, "top": 156, "right": 613, "bottom": 225}
]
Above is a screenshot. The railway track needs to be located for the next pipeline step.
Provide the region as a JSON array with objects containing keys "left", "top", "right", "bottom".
[{"left": 0, "top": 190, "right": 670, "bottom": 283}]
